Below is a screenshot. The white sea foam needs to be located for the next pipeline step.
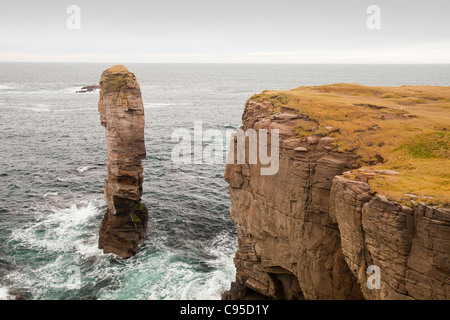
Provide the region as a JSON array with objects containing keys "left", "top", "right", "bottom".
[
  {"left": 77, "top": 166, "right": 90, "bottom": 173},
  {"left": 64, "top": 86, "right": 86, "bottom": 94},
  {"left": 5, "top": 199, "right": 106, "bottom": 298},
  {"left": 43, "top": 192, "right": 58, "bottom": 198},
  {"left": 66, "top": 86, "right": 100, "bottom": 94},
  {"left": 0, "top": 286, "right": 14, "bottom": 300},
  {"left": 180, "top": 232, "right": 237, "bottom": 300},
  {"left": 10, "top": 199, "right": 103, "bottom": 254},
  {"left": 94, "top": 231, "right": 237, "bottom": 300},
  {"left": 0, "top": 84, "right": 15, "bottom": 90}
]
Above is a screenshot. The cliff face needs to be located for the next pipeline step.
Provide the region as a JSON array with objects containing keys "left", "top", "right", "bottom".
[
  {"left": 97, "top": 65, "right": 148, "bottom": 259},
  {"left": 223, "top": 84, "right": 450, "bottom": 300},
  {"left": 330, "top": 177, "right": 449, "bottom": 299}
]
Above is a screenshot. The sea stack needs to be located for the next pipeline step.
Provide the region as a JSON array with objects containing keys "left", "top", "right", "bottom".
[{"left": 97, "top": 65, "right": 148, "bottom": 258}]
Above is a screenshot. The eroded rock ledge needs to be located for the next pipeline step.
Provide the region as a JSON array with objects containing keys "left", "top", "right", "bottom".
[
  {"left": 97, "top": 65, "right": 148, "bottom": 259},
  {"left": 222, "top": 84, "right": 450, "bottom": 300}
]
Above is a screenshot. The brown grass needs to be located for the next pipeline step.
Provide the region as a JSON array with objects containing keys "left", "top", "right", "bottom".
[{"left": 252, "top": 83, "right": 450, "bottom": 207}]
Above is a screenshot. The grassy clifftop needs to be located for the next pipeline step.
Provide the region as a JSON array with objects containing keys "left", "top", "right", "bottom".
[{"left": 252, "top": 83, "right": 450, "bottom": 206}]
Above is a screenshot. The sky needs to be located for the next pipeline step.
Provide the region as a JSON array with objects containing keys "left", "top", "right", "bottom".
[{"left": 0, "top": 0, "right": 449, "bottom": 63}]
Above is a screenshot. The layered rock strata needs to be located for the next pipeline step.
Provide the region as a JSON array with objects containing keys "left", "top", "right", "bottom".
[
  {"left": 97, "top": 65, "right": 148, "bottom": 258},
  {"left": 222, "top": 89, "right": 449, "bottom": 300}
]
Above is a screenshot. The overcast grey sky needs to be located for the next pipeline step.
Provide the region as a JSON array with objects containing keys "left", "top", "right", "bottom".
[{"left": 0, "top": 0, "right": 449, "bottom": 63}]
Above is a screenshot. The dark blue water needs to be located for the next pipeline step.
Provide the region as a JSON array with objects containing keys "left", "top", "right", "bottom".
[{"left": 0, "top": 63, "right": 449, "bottom": 299}]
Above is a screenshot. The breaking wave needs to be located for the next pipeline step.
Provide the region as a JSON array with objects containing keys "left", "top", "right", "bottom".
[{"left": 3, "top": 197, "right": 235, "bottom": 300}]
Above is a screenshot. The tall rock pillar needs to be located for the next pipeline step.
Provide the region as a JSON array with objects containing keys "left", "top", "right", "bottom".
[{"left": 97, "top": 65, "right": 148, "bottom": 258}]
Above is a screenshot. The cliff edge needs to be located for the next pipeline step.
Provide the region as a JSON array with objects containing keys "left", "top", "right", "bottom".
[
  {"left": 223, "top": 83, "right": 450, "bottom": 300},
  {"left": 97, "top": 65, "right": 148, "bottom": 258}
]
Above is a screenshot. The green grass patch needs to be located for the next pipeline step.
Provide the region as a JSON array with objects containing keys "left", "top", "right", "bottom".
[{"left": 403, "top": 132, "right": 450, "bottom": 159}]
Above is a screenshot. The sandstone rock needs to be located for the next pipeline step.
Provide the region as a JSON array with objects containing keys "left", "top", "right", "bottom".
[
  {"left": 307, "top": 136, "right": 319, "bottom": 145},
  {"left": 374, "top": 169, "right": 399, "bottom": 175},
  {"left": 330, "top": 177, "right": 450, "bottom": 299},
  {"left": 282, "top": 138, "right": 302, "bottom": 150},
  {"left": 97, "top": 65, "right": 148, "bottom": 259},
  {"left": 294, "top": 147, "right": 307, "bottom": 152},
  {"left": 224, "top": 98, "right": 362, "bottom": 300},
  {"left": 271, "top": 113, "right": 300, "bottom": 121},
  {"left": 270, "top": 122, "right": 294, "bottom": 136},
  {"left": 223, "top": 97, "right": 450, "bottom": 300},
  {"left": 316, "top": 137, "right": 336, "bottom": 151},
  {"left": 355, "top": 169, "right": 377, "bottom": 182}
]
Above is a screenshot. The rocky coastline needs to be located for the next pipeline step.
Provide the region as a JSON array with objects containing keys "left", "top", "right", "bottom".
[{"left": 222, "top": 84, "right": 450, "bottom": 300}]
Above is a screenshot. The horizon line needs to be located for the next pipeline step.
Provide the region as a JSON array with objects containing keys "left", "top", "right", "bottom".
[{"left": 1, "top": 61, "right": 450, "bottom": 65}]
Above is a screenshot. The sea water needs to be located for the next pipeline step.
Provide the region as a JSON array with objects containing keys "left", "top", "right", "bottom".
[{"left": 0, "top": 63, "right": 449, "bottom": 299}]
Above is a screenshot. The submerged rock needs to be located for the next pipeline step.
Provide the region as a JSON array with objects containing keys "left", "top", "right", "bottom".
[
  {"left": 76, "top": 85, "right": 100, "bottom": 93},
  {"left": 97, "top": 65, "right": 148, "bottom": 258},
  {"left": 8, "top": 288, "right": 31, "bottom": 300}
]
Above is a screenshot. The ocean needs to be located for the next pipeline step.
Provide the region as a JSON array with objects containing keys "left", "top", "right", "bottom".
[{"left": 0, "top": 63, "right": 449, "bottom": 300}]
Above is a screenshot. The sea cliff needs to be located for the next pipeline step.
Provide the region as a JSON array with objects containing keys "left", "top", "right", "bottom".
[{"left": 222, "top": 84, "right": 450, "bottom": 300}]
